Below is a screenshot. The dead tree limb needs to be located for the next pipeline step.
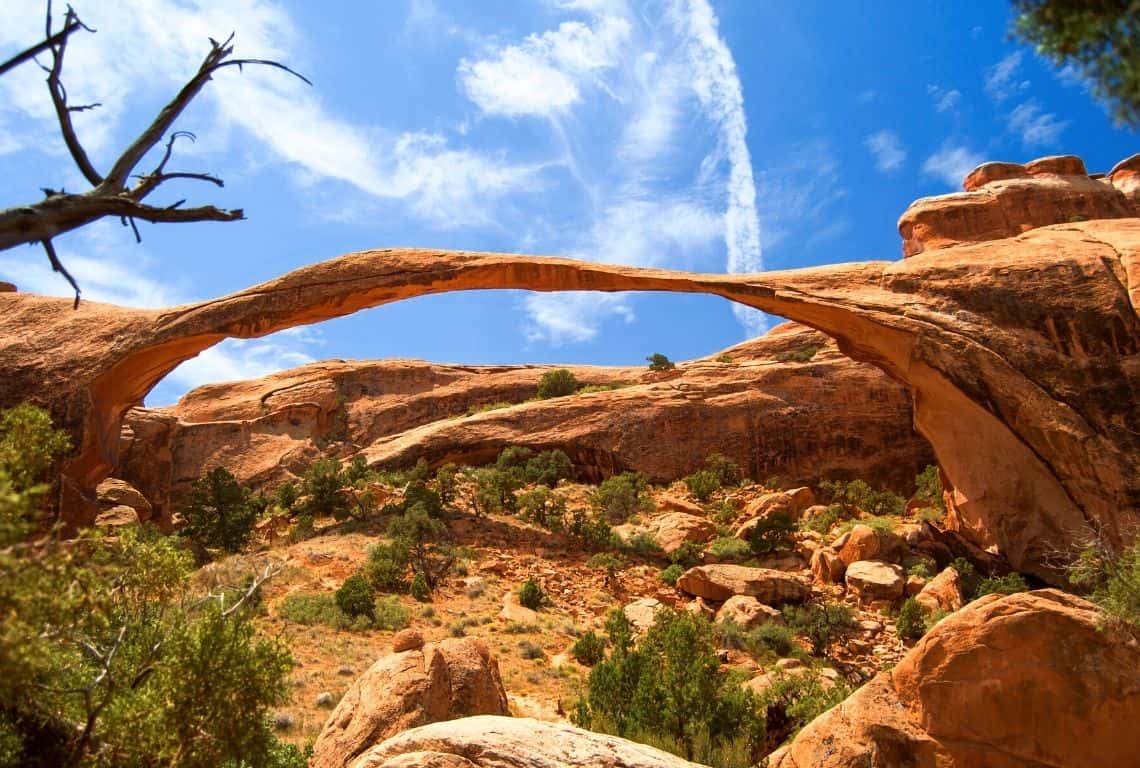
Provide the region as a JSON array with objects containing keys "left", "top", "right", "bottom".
[{"left": 0, "top": 3, "right": 311, "bottom": 306}]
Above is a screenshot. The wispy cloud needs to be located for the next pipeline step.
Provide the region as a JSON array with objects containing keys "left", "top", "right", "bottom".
[
  {"left": 1007, "top": 100, "right": 1067, "bottom": 148},
  {"left": 984, "top": 51, "right": 1030, "bottom": 103},
  {"left": 922, "top": 144, "right": 982, "bottom": 188},
  {"left": 927, "top": 84, "right": 961, "bottom": 113},
  {"left": 756, "top": 142, "right": 846, "bottom": 253},
  {"left": 865, "top": 130, "right": 907, "bottom": 173}
]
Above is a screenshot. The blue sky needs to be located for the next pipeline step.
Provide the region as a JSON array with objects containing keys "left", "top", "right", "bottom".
[{"left": 0, "top": 1, "right": 1135, "bottom": 406}]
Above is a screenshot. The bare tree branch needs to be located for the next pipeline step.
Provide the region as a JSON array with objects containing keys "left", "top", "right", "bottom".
[{"left": 0, "top": 4, "right": 310, "bottom": 306}]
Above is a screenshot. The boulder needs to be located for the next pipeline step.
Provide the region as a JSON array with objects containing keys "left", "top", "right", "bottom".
[
  {"left": 622, "top": 597, "right": 662, "bottom": 633},
  {"left": 735, "top": 488, "right": 817, "bottom": 538},
  {"left": 349, "top": 715, "right": 705, "bottom": 768},
  {"left": 657, "top": 495, "right": 704, "bottom": 515},
  {"left": 715, "top": 595, "right": 783, "bottom": 629},
  {"left": 914, "top": 567, "right": 964, "bottom": 615},
  {"left": 95, "top": 477, "right": 152, "bottom": 524},
  {"left": 676, "top": 564, "right": 811, "bottom": 604},
  {"left": 835, "top": 524, "right": 906, "bottom": 567},
  {"left": 844, "top": 560, "right": 905, "bottom": 602},
  {"left": 310, "top": 638, "right": 509, "bottom": 768},
  {"left": 646, "top": 512, "right": 716, "bottom": 555},
  {"left": 810, "top": 547, "right": 845, "bottom": 584},
  {"left": 769, "top": 590, "right": 1140, "bottom": 768},
  {"left": 499, "top": 592, "right": 538, "bottom": 625}
]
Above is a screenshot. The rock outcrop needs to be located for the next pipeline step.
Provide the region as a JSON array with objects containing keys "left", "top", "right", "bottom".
[
  {"left": 309, "top": 638, "right": 509, "bottom": 768},
  {"left": 117, "top": 323, "right": 929, "bottom": 526},
  {"left": 676, "top": 564, "right": 811, "bottom": 604},
  {"left": 347, "top": 715, "right": 705, "bottom": 768},
  {"left": 768, "top": 590, "right": 1140, "bottom": 768},
  {"left": 2, "top": 153, "right": 1139, "bottom": 582}
]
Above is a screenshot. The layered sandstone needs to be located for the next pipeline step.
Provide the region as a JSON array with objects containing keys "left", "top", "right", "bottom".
[
  {"left": 768, "top": 590, "right": 1140, "bottom": 767},
  {"left": 1, "top": 154, "right": 1138, "bottom": 582},
  {"left": 118, "top": 323, "right": 929, "bottom": 525}
]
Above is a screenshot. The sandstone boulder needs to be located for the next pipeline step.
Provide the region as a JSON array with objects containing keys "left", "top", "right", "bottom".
[
  {"left": 715, "top": 595, "right": 782, "bottom": 629},
  {"left": 645, "top": 512, "right": 716, "bottom": 555},
  {"left": 914, "top": 567, "right": 964, "bottom": 615},
  {"left": 310, "top": 638, "right": 509, "bottom": 768},
  {"left": 676, "top": 564, "right": 810, "bottom": 604},
  {"left": 95, "top": 477, "right": 152, "bottom": 524},
  {"left": 769, "top": 590, "right": 1140, "bottom": 768},
  {"left": 622, "top": 597, "right": 662, "bottom": 633},
  {"left": 835, "top": 524, "right": 906, "bottom": 567},
  {"left": 657, "top": 495, "right": 704, "bottom": 515},
  {"left": 734, "top": 488, "right": 816, "bottom": 538},
  {"left": 844, "top": 560, "right": 905, "bottom": 602},
  {"left": 810, "top": 547, "right": 845, "bottom": 584},
  {"left": 349, "top": 715, "right": 704, "bottom": 768}
]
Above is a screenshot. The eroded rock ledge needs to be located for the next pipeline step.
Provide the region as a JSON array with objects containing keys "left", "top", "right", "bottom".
[{"left": 2, "top": 155, "right": 1139, "bottom": 583}]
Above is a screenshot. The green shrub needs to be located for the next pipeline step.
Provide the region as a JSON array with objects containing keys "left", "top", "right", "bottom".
[
  {"left": 301, "top": 458, "right": 352, "bottom": 520},
  {"left": 180, "top": 466, "right": 258, "bottom": 552},
  {"left": 433, "top": 462, "right": 459, "bottom": 504},
  {"left": 524, "top": 449, "right": 575, "bottom": 485},
  {"left": 470, "top": 462, "right": 525, "bottom": 515},
  {"left": 774, "top": 344, "right": 821, "bottom": 363},
  {"left": 569, "top": 508, "right": 616, "bottom": 551},
  {"left": 660, "top": 563, "right": 685, "bottom": 586},
  {"left": 572, "top": 631, "right": 607, "bottom": 666},
  {"left": 622, "top": 532, "right": 663, "bottom": 557},
  {"left": 286, "top": 513, "right": 316, "bottom": 543},
  {"left": 518, "top": 577, "right": 545, "bottom": 610},
  {"left": 278, "top": 592, "right": 347, "bottom": 628},
  {"left": 715, "top": 353, "right": 734, "bottom": 363},
  {"left": 704, "top": 453, "right": 742, "bottom": 486},
  {"left": 537, "top": 369, "right": 581, "bottom": 399},
  {"left": 578, "top": 382, "right": 630, "bottom": 394},
  {"left": 669, "top": 540, "right": 703, "bottom": 568},
  {"left": 409, "top": 572, "right": 431, "bottom": 601},
  {"left": 591, "top": 472, "right": 651, "bottom": 523},
  {"left": 708, "top": 500, "right": 738, "bottom": 525},
  {"left": 799, "top": 504, "right": 844, "bottom": 535},
  {"left": 912, "top": 464, "right": 945, "bottom": 512},
  {"left": 518, "top": 640, "right": 546, "bottom": 660},
  {"left": 274, "top": 480, "right": 299, "bottom": 512},
  {"left": 1070, "top": 540, "right": 1140, "bottom": 629},
  {"left": 975, "top": 572, "right": 1029, "bottom": 598},
  {"left": 747, "top": 512, "right": 795, "bottom": 555},
  {"left": 896, "top": 597, "right": 926, "bottom": 640},
  {"left": 708, "top": 536, "right": 751, "bottom": 562},
  {"left": 336, "top": 574, "right": 375, "bottom": 620},
  {"left": 749, "top": 622, "right": 797, "bottom": 657},
  {"left": 950, "top": 557, "right": 982, "bottom": 599},
  {"left": 365, "top": 540, "right": 411, "bottom": 592},
  {"left": 684, "top": 469, "right": 720, "bottom": 502},
  {"left": 783, "top": 603, "right": 857, "bottom": 654},
  {"left": 389, "top": 504, "right": 453, "bottom": 591},
  {"left": 907, "top": 561, "right": 934, "bottom": 579},
  {"left": 573, "top": 608, "right": 765, "bottom": 764},
  {"left": 587, "top": 552, "right": 626, "bottom": 573},
  {"left": 517, "top": 486, "right": 567, "bottom": 530},
  {"left": 821, "top": 478, "right": 905, "bottom": 517},
  {"left": 646, "top": 353, "right": 676, "bottom": 371},
  {"left": 763, "top": 670, "right": 850, "bottom": 745},
  {"left": 373, "top": 596, "right": 411, "bottom": 630}
]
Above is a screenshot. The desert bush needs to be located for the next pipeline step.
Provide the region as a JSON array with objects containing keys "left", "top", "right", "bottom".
[
  {"left": 783, "top": 602, "right": 857, "bottom": 654},
  {"left": 912, "top": 464, "right": 945, "bottom": 512},
  {"left": 799, "top": 504, "right": 844, "bottom": 535},
  {"left": 773, "top": 345, "right": 820, "bottom": 363},
  {"left": 950, "top": 557, "right": 982, "bottom": 599},
  {"left": 180, "top": 466, "right": 258, "bottom": 552},
  {"left": 335, "top": 574, "right": 375, "bottom": 620},
  {"left": 587, "top": 552, "right": 626, "bottom": 573},
  {"left": 591, "top": 472, "right": 652, "bottom": 523},
  {"left": 274, "top": 480, "right": 299, "bottom": 513},
  {"left": 622, "top": 532, "right": 663, "bottom": 557},
  {"left": 518, "top": 577, "right": 545, "bottom": 610},
  {"left": 573, "top": 608, "right": 765, "bottom": 764},
  {"left": 821, "top": 478, "right": 905, "bottom": 517},
  {"left": 517, "top": 486, "right": 567, "bottom": 531},
  {"left": 537, "top": 369, "right": 581, "bottom": 399},
  {"left": 524, "top": 449, "right": 575, "bottom": 485},
  {"left": 409, "top": 572, "right": 431, "bottom": 602},
  {"left": 684, "top": 469, "right": 720, "bottom": 502},
  {"left": 669, "top": 540, "right": 703, "bottom": 569},
  {"left": 975, "top": 572, "right": 1029, "bottom": 598},
  {"left": 896, "top": 597, "right": 926, "bottom": 640},
  {"left": 1070, "top": 540, "right": 1140, "bottom": 629},
  {"left": 763, "top": 670, "right": 850, "bottom": 746},
  {"left": 660, "top": 563, "right": 685, "bottom": 586},
  {"left": 572, "top": 631, "right": 607, "bottom": 666},
  {"left": 301, "top": 458, "right": 352, "bottom": 520},
  {"left": 518, "top": 640, "right": 546, "bottom": 660},
  {"left": 433, "top": 462, "right": 459, "bottom": 504},
  {"left": 708, "top": 536, "right": 751, "bottom": 562},
  {"left": 906, "top": 561, "right": 933, "bottom": 579},
  {"left": 569, "top": 508, "right": 616, "bottom": 551},
  {"left": 746, "top": 512, "right": 795, "bottom": 555},
  {"left": 646, "top": 353, "right": 676, "bottom": 371},
  {"left": 389, "top": 504, "right": 453, "bottom": 591},
  {"left": 749, "top": 622, "right": 797, "bottom": 657},
  {"left": 704, "top": 453, "right": 742, "bottom": 486},
  {"left": 365, "top": 540, "right": 411, "bottom": 592}
]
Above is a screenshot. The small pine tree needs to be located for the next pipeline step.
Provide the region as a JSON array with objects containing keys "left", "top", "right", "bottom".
[
  {"left": 180, "top": 466, "right": 258, "bottom": 552},
  {"left": 518, "top": 577, "right": 545, "bottom": 610},
  {"left": 537, "top": 369, "right": 581, "bottom": 399},
  {"left": 335, "top": 574, "right": 375, "bottom": 619},
  {"left": 646, "top": 353, "right": 675, "bottom": 371}
]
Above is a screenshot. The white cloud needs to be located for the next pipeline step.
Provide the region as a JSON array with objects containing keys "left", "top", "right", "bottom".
[
  {"left": 927, "top": 84, "right": 961, "bottom": 113},
  {"left": 865, "top": 130, "right": 906, "bottom": 173},
  {"left": 984, "top": 51, "right": 1030, "bottom": 103},
  {"left": 458, "top": 16, "right": 631, "bottom": 117},
  {"left": 523, "top": 292, "right": 633, "bottom": 344},
  {"left": 756, "top": 142, "right": 846, "bottom": 253},
  {"left": 1007, "top": 101, "right": 1067, "bottom": 147},
  {"left": 157, "top": 335, "right": 317, "bottom": 401},
  {"left": 922, "top": 144, "right": 983, "bottom": 188}
]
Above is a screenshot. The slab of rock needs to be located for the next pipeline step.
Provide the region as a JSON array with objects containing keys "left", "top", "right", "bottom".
[
  {"left": 914, "top": 566, "right": 964, "bottom": 615},
  {"left": 95, "top": 477, "right": 152, "bottom": 524},
  {"left": 623, "top": 597, "right": 662, "bottom": 633},
  {"left": 769, "top": 590, "right": 1140, "bottom": 768},
  {"left": 349, "top": 715, "right": 705, "bottom": 768},
  {"left": 845, "top": 560, "right": 905, "bottom": 602},
  {"left": 657, "top": 495, "right": 704, "bottom": 515},
  {"left": 499, "top": 592, "right": 538, "bottom": 625},
  {"left": 715, "top": 595, "right": 783, "bottom": 629},
  {"left": 810, "top": 548, "right": 845, "bottom": 584},
  {"left": 310, "top": 638, "right": 508, "bottom": 768},
  {"left": 835, "top": 524, "right": 906, "bottom": 567},
  {"left": 645, "top": 512, "right": 716, "bottom": 555},
  {"left": 677, "top": 564, "right": 810, "bottom": 604}
]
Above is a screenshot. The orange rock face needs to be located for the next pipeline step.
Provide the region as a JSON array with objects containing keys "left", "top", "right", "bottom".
[
  {"left": 1, "top": 153, "right": 1139, "bottom": 583},
  {"left": 768, "top": 590, "right": 1140, "bottom": 768},
  {"left": 118, "top": 324, "right": 930, "bottom": 527}
]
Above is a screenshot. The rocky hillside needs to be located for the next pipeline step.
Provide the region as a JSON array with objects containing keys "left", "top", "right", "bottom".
[{"left": 118, "top": 322, "right": 933, "bottom": 527}]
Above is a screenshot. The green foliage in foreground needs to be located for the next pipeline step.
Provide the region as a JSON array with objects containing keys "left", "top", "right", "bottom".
[{"left": 574, "top": 608, "right": 766, "bottom": 766}]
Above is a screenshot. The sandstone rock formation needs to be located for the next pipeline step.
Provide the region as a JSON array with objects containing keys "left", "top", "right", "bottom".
[
  {"left": 676, "top": 564, "right": 811, "bottom": 604},
  {"left": 117, "top": 323, "right": 929, "bottom": 526},
  {"left": 768, "top": 590, "right": 1140, "bottom": 768},
  {"left": 715, "top": 594, "right": 782, "bottom": 629},
  {"left": 309, "top": 638, "right": 508, "bottom": 768},
  {"left": 844, "top": 560, "right": 905, "bottom": 603},
  {"left": 347, "top": 715, "right": 705, "bottom": 768},
  {"left": 836, "top": 525, "right": 906, "bottom": 567},
  {"left": 2, "top": 153, "right": 1139, "bottom": 583},
  {"left": 644, "top": 512, "right": 717, "bottom": 555},
  {"left": 914, "top": 567, "right": 964, "bottom": 615}
]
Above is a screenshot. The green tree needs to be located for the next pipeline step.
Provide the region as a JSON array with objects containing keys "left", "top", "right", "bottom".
[
  {"left": 537, "top": 369, "right": 580, "bottom": 399},
  {"left": 1012, "top": 0, "right": 1140, "bottom": 126},
  {"left": 912, "top": 464, "right": 945, "bottom": 512},
  {"left": 180, "top": 467, "right": 258, "bottom": 552},
  {"left": 646, "top": 353, "right": 675, "bottom": 371},
  {"left": 572, "top": 631, "right": 606, "bottom": 666},
  {"left": 704, "top": 453, "right": 742, "bottom": 487},
  {"left": 591, "top": 472, "right": 652, "bottom": 524},
  {"left": 684, "top": 469, "right": 720, "bottom": 502},
  {"left": 524, "top": 449, "right": 575, "bottom": 486},
  {"left": 783, "top": 602, "right": 857, "bottom": 654},
  {"left": 896, "top": 597, "right": 926, "bottom": 640},
  {"left": 433, "top": 463, "right": 459, "bottom": 504},
  {"left": 301, "top": 458, "right": 351, "bottom": 520},
  {"left": 388, "top": 504, "right": 453, "bottom": 591},
  {"left": 518, "top": 577, "right": 545, "bottom": 610},
  {"left": 335, "top": 574, "right": 375, "bottom": 620},
  {"left": 747, "top": 512, "right": 795, "bottom": 556}
]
